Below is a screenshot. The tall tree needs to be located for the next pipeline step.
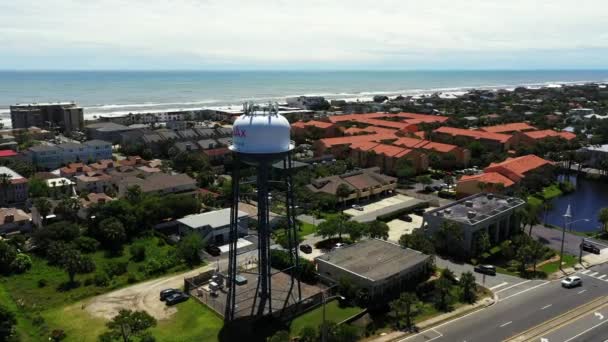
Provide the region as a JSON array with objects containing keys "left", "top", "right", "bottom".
[
  {"left": 96, "top": 218, "right": 127, "bottom": 252},
  {"left": 599, "top": 208, "right": 608, "bottom": 233},
  {"left": 55, "top": 197, "right": 81, "bottom": 222},
  {"left": 366, "top": 220, "right": 390, "bottom": 240},
  {"left": 459, "top": 271, "right": 477, "bottom": 304},
  {"left": 389, "top": 292, "right": 421, "bottom": 330},
  {"left": 336, "top": 184, "right": 352, "bottom": 213},
  {"left": 177, "top": 232, "right": 204, "bottom": 267},
  {"left": 60, "top": 249, "right": 95, "bottom": 284},
  {"left": 100, "top": 309, "right": 157, "bottom": 342},
  {"left": 433, "top": 277, "right": 453, "bottom": 311},
  {"left": 0, "top": 240, "right": 17, "bottom": 275}
]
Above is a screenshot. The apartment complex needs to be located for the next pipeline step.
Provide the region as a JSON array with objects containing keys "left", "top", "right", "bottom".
[
  {"left": 0, "top": 167, "right": 28, "bottom": 206},
  {"left": 10, "top": 102, "right": 84, "bottom": 134},
  {"left": 26, "top": 140, "right": 113, "bottom": 169},
  {"left": 307, "top": 167, "right": 397, "bottom": 201}
]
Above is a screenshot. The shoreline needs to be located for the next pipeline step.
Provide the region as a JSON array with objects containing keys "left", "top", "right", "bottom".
[{"left": 0, "top": 78, "right": 606, "bottom": 126}]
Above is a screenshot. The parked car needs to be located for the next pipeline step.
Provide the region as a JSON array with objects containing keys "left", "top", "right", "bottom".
[
  {"left": 351, "top": 204, "right": 364, "bottom": 211},
  {"left": 205, "top": 245, "right": 222, "bottom": 256},
  {"left": 165, "top": 292, "right": 189, "bottom": 305},
  {"left": 334, "top": 242, "right": 346, "bottom": 249},
  {"left": 474, "top": 264, "right": 496, "bottom": 276},
  {"left": 299, "top": 244, "right": 312, "bottom": 254},
  {"left": 401, "top": 215, "right": 413, "bottom": 222},
  {"left": 160, "top": 288, "right": 180, "bottom": 301},
  {"left": 413, "top": 208, "right": 426, "bottom": 216},
  {"left": 581, "top": 241, "right": 600, "bottom": 254},
  {"left": 424, "top": 185, "right": 435, "bottom": 192},
  {"left": 561, "top": 276, "right": 582, "bottom": 288}
]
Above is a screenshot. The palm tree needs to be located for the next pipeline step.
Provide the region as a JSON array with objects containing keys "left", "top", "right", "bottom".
[
  {"left": 336, "top": 184, "right": 351, "bottom": 213},
  {"left": 34, "top": 198, "right": 52, "bottom": 226}
]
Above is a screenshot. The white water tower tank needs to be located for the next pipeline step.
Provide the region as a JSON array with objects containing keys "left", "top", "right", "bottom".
[{"left": 229, "top": 103, "right": 294, "bottom": 155}]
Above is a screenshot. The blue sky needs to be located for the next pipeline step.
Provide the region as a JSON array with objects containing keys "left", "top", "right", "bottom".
[{"left": 1, "top": 0, "right": 607, "bottom": 70}]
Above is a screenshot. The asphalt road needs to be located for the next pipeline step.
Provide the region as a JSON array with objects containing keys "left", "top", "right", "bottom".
[
  {"left": 539, "top": 302, "right": 608, "bottom": 342},
  {"left": 532, "top": 225, "right": 608, "bottom": 258},
  {"left": 398, "top": 263, "right": 608, "bottom": 342}
]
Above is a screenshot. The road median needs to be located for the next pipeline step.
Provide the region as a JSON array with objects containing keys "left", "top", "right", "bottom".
[{"left": 504, "top": 296, "right": 608, "bottom": 342}]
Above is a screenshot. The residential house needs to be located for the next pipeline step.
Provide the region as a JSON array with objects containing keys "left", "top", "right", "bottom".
[
  {"left": 0, "top": 167, "right": 28, "bottom": 205},
  {"left": 307, "top": 167, "right": 397, "bottom": 201},
  {"left": 0, "top": 208, "right": 32, "bottom": 235}
]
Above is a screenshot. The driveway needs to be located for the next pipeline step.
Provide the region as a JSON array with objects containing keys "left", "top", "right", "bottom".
[{"left": 85, "top": 264, "right": 213, "bottom": 321}]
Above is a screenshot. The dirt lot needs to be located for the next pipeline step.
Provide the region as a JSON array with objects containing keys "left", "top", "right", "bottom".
[{"left": 85, "top": 265, "right": 212, "bottom": 320}]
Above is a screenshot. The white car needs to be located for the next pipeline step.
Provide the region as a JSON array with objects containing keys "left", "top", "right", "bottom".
[
  {"left": 334, "top": 243, "right": 346, "bottom": 249},
  {"left": 351, "top": 204, "right": 364, "bottom": 211},
  {"left": 561, "top": 276, "right": 582, "bottom": 288}
]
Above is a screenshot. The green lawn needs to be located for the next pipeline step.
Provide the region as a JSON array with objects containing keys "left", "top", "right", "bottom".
[
  {"left": 539, "top": 254, "right": 578, "bottom": 274},
  {"left": 150, "top": 300, "right": 223, "bottom": 342},
  {"left": 0, "top": 236, "right": 188, "bottom": 341},
  {"left": 540, "top": 184, "right": 563, "bottom": 200},
  {"left": 298, "top": 222, "right": 317, "bottom": 237},
  {"left": 289, "top": 300, "right": 363, "bottom": 336}
]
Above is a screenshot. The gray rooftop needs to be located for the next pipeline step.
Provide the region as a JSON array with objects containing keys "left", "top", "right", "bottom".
[
  {"left": 177, "top": 208, "right": 248, "bottom": 229},
  {"left": 84, "top": 140, "right": 112, "bottom": 147},
  {"left": 86, "top": 122, "right": 131, "bottom": 131},
  {"left": 29, "top": 144, "right": 60, "bottom": 153},
  {"left": 425, "top": 193, "right": 525, "bottom": 225},
  {"left": 316, "top": 239, "right": 430, "bottom": 282}
]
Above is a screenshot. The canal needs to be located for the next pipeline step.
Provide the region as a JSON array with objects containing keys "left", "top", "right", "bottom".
[{"left": 542, "top": 174, "right": 608, "bottom": 232}]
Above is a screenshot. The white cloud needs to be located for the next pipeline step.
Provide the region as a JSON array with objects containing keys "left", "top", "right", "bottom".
[{"left": 1, "top": 0, "right": 607, "bottom": 69}]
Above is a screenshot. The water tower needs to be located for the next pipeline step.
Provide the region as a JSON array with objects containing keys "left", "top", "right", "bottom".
[{"left": 225, "top": 103, "right": 302, "bottom": 321}]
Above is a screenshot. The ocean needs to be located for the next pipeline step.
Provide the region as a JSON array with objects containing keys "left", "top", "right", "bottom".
[{"left": 1, "top": 70, "right": 608, "bottom": 127}]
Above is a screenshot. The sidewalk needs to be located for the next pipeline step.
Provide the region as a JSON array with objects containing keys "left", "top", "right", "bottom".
[{"left": 370, "top": 294, "right": 496, "bottom": 342}]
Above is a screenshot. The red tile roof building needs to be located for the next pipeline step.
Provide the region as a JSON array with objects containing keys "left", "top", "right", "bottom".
[
  {"left": 479, "top": 122, "right": 537, "bottom": 134},
  {"left": 393, "top": 137, "right": 471, "bottom": 167},
  {"left": 433, "top": 126, "right": 513, "bottom": 151},
  {"left": 456, "top": 154, "right": 553, "bottom": 196},
  {"left": 350, "top": 142, "right": 428, "bottom": 175},
  {"left": 291, "top": 120, "right": 339, "bottom": 139},
  {"left": 514, "top": 130, "right": 577, "bottom": 146}
]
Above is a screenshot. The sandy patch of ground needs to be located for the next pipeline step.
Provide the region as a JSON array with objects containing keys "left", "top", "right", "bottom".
[{"left": 85, "top": 265, "right": 212, "bottom": 320}]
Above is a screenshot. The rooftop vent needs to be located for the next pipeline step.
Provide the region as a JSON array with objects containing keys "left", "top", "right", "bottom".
[
  {"left": 487, "top": 193, "right": 494, "bottom": 200},
  {"left": 467, "top": 211, "right": 477, "bottom": 219},
  {"left": 465, "top": 201, "right": 474, "bottom": 208}
]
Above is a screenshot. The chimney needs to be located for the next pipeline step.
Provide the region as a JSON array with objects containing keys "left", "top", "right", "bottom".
[
  {"left": 467, "top": 211, "right": 477, "bottom": 219},
  {"left": 4, "top": 214, "right": 14, "bottom": 223}
]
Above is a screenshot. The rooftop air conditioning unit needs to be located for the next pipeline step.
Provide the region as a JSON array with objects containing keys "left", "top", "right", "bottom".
[
  {"left": 467, "top": 211, "right": 477, "bottom": 219},
  {"left": 465, "top": 201, "right": 474, "bottom": 207}
]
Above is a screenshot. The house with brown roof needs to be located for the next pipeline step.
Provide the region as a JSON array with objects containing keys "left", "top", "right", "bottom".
[
  {"left": 0, "top": 207, "right": 32, "bottom": 234},
  {"left": 313, "top": 132, "right": 398, "bottom": 157},
  {"left": 433, "top": 126, "right": 514, "bottom": 151},
  {"left": 307, "top": 167, "right": 397, "bottom": 202},
  {"left": 74, "top": 172, "right": 112, "bottom": 193},
  {"left": 116, "top": 172, "right": 197, "bottom": 197},
  {"left": 59, "top": 163, "right": 93, "bottom": 177}
]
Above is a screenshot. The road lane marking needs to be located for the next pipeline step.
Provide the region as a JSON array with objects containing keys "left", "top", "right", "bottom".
[
  {"left": 578, "top": 289, "right": 587, "bottom": 294},
  {"left": 495, "top": 280, "right": 531, "bottom": 294},
  {"left": 541, "top": 304, "right": 553, "bottom": 310},
  {"left": 595, "top": 312, "right": 605, "bottom": 320},
  {"left": 499, "top": 281, "right": 549, "bottom": 301},
  {"left": 600, "top": 274, "right": 607, "bottom": 280},
  {"left": 397, "top": 307, "right": 484, "bottom": 341},
  {"left": 563, "top": 319, "right": 608, "bottom": 342},
  {"left": 490, "top": 282, "right": 509, "bottom": 290},
  {"left": 398, "top": 328, "right": 442, "bottom": 341},
  {"left": 590, "top": 272, "right": 599, "bottom": 277},
  {"left": 499, "top": 321, "right": 512, "bottom": 328},
  {"left": 581, "top": 269, "right": 591, "bottom": 274}
]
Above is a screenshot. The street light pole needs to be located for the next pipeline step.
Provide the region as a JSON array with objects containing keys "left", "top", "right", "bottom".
[
  {"left": 561, "top": 205, "right": 572, "bottom": 271},
  {"left": 569, "top": 218, "right": 590, "bottom": 232}
]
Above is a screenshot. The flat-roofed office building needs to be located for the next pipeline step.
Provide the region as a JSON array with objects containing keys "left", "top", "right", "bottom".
[{"left": 422, "top": 193, "right": 525, "bottom": 255}]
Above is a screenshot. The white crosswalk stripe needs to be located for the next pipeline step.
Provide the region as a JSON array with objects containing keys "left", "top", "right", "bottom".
[
  {"left": 590, "top": 272, "right": 599, "bottom": 276},
  {"left": 599, "top": 275, "right": 606, "bottom": 280},
  {"left": 581, "top": 269, "right": 591, "bottom": 274}
]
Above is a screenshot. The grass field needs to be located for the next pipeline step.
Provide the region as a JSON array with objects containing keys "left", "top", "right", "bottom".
[
  {"left": 150, "top": 300, "right": 223, "bottom": 342},
  {"left": 540, "top": 184, "right": 563, "bottom": 200},
  {"left": 298, "top": 222, "right": 317, "bottom": 237},
  {"left": 289, "top": 300, "right": 363, "bottom": 336},
  {"left": 0, "top": 236, "right": 188, "bottom": 341},
  {"left": 539, "top": 254, "right": 578, "bottom": 274}
]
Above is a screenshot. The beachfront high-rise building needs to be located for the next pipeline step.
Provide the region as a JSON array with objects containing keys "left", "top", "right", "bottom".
[{"left": 10, "top": 102, "right": 84, "bottom": 135}]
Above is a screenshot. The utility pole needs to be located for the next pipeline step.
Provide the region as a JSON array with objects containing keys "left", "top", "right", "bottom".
[
  {"left": 579, "top": 238, "right": 584, "bottom": 264},
  {"left": 561, "top": 205, "right": 572, "bottom": 271},
  {"left": 321, "top": 290, "right": 327, "bottom": 342}
]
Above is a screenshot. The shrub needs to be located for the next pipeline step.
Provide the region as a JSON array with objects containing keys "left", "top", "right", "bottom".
[
  {"left": 127, "top": 275, "right": 138, "bottom": 284},
  {"left": 83, "top": 278, "right": 94, "bottom": 286},
  {"left": 50, "top": 329, "right": 67, "bottom": 341},
  {"left": 94, "top": 273, "right": 110, "bottom": 287},
  {"left": 10, "top": 253, "right": 32, "bottom": 274},
  {"left": 73, "top": 236, "right": 100, "bottom": 253},
  {"left": 38, "top": 278, "right": 48, "bottom": 288},
  {"left": 130, "top": 245, "right": 146, "bottom": 262},
  {"left": 104, "top": 261, "right": 128, "bottom": 277},
  {"left": 32, "top": 314, "right": 46, "bottom": 326}
]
